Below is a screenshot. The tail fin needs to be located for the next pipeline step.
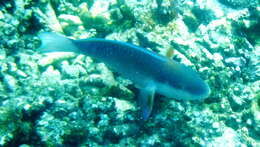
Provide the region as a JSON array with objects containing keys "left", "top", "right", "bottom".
[{"left": 38, "top": 32, "right": 79, "bottom": 53}]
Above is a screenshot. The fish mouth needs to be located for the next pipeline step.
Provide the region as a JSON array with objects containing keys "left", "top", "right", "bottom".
[{"left": 186, "top": 82, "right": 211, "bottom": 99}]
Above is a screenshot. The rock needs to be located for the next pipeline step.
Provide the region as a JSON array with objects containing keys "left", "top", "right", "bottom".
[
  {"left": 114, "top": 99, "right": 135, "bottom": 112},
  {"left": 224, "top": 57, "right": 246, "bottom": 67},
  {"left": 35, "top": 3, "right": 63, "bottom": 32},
  {"left": 89, "top": 0, "right": 115, "bottom": 18},
  {"left": 0, "top": 11, "right": 4, "bottom": 19},
  {"left": 211, "top": 127, "right": 245, "bottom": 146},
  {"left": 38, "top": 53, "right": 76, "bottom": 67},
  {"left": 0, "top": 47, "right": 6, "bottom": 60},
  {"left": 61, "top": 60, "right": 86, "bottom": 78},
  {"left": 42, "top": 66, "right": 61, "bottom": 85},
  {"left": 58, "top": 14, "right": 84, "bottom": 35},
  {"left": 3, "top": 74, "right": 17, "bottom": 91},
  {"left": 0, "top": 0, "right": 259, "bottom": 146},
  {"left": 218, "top": 0, "right": 257, "bottom": 9}
]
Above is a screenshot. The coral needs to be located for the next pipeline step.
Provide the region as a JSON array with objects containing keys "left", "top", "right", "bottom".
[
  {"left": 218, "top": 0, "right": 258, "bottom": 9},
  {"left": 0, "top": 0, "right": 259, "bottom": 146}
]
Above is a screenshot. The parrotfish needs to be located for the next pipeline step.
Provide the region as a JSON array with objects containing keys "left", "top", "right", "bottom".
[{"left": 38, "top": 32, "right": 210, "bottom": 120}]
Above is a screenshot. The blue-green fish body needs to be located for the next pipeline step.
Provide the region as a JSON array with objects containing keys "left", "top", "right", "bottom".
[{"left": 39, "top": 32, "right": 210, "bottom": 120}]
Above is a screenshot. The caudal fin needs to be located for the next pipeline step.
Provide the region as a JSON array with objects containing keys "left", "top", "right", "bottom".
[{"left": 38, "top": 32, "right": 79, "bottom": 53}]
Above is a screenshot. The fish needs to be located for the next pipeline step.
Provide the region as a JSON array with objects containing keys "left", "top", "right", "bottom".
[{"left": 38, "top": 32, "right": 211, "bottom": 120}]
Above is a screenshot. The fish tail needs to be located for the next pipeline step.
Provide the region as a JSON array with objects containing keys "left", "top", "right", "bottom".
[{"left": 38, "top": 32, "right": 79, "bottom": 53}]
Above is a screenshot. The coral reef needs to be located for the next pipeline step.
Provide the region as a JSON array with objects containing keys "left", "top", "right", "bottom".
[
  {"left": 218, "top": 0, "right": 258, "bottom": 9},
  {"left": 0, "top": 0, "right": 259, "bottom": 146}
]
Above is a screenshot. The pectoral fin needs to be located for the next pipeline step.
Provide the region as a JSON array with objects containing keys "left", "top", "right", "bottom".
[
  {"left": 138, "top": 85, "right": 156, "bottom": 120},
  {"left": 166, "top": 47, "right": 174, "bottom": 59}
]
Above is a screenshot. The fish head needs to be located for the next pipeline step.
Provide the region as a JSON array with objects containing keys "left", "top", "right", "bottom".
[{"left": 156, "top": 60, "right": 211, "bottom": 100}]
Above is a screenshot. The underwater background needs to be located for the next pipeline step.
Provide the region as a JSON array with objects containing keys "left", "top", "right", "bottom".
[{"left": 0, "top": 0, "right": 259, "bottom": 146}]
